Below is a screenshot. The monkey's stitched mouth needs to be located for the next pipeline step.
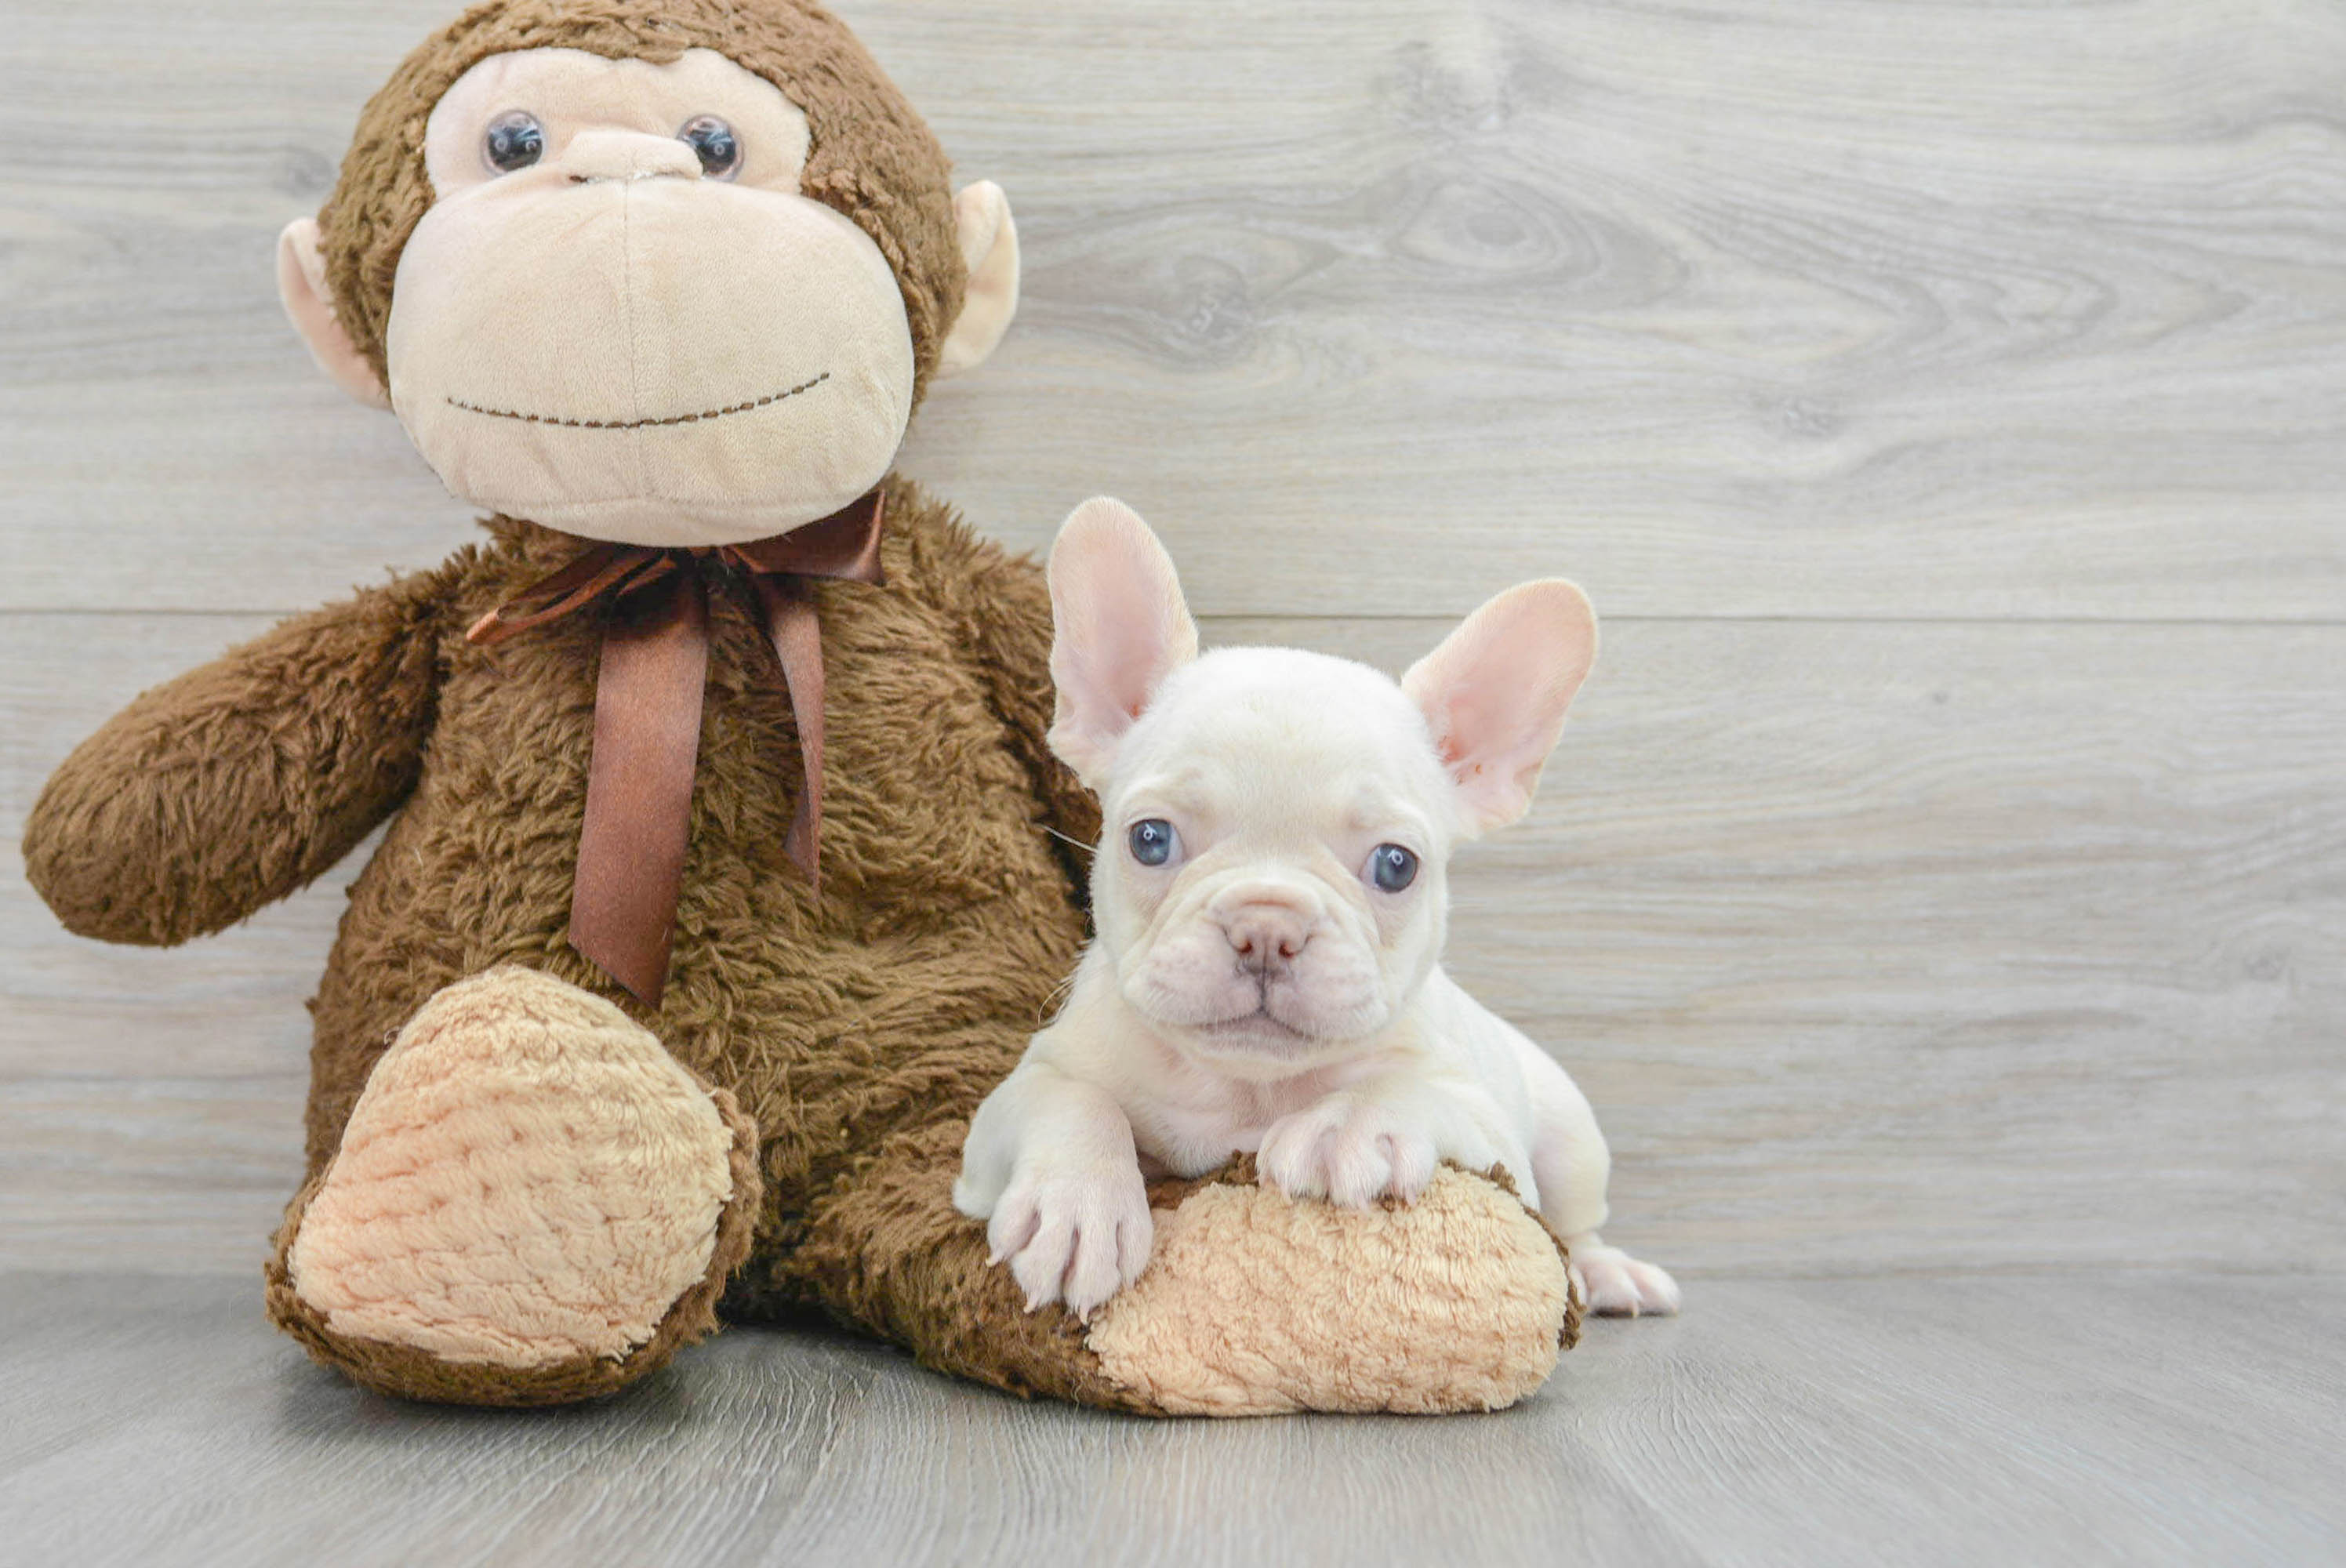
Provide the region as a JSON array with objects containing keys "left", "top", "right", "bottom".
[{"left": 445, "top": 371, "right": 830, "bottom": 430}]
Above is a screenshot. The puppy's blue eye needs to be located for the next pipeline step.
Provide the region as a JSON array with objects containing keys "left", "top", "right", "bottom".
[
  {"left": 1128, "top": 818, "right": 1178, "bottom": 867},
  {"left": 1368, "top": 844, "right": 1418, "bottom": 893}
]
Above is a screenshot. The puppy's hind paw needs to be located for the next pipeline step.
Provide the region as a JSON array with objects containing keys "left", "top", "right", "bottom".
[{"left": 1565, "top": 1240, "right": 1682, "bottom": 1318}]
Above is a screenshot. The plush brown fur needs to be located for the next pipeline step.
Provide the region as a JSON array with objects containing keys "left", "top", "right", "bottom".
[
  {"left": 318, "top": 0, "right": 965, "bottom": 400},
  {"left": 28, "top": 480, "right": 1138, "bottom": 1404},
  {"left": 22, "top": 570, "right": 449, "bottom": 946}
]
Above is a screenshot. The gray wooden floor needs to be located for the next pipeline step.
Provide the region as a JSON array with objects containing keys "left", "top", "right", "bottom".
[
  {"left": 3, "top": 0, "right": 2343, "bottom": 1562},
  {"left": 3, "top": 1272, "right": 2340, "bottom": 1567}
]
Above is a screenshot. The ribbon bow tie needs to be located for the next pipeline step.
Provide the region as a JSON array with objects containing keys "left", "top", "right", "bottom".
[{"left": 467, "top": 489, "right": 887, "bottom": 1006}]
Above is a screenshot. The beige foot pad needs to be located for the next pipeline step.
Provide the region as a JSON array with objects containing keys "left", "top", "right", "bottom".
[
  {"left": 272, "top": 966, "right": 757, "bottom": 1403},
  {"left": 1086, "top": 1164, "right": 1574, "bottom": 1415}
]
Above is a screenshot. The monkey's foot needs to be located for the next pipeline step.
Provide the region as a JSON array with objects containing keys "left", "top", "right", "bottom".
[
  {"left": 1082, "top": 1161, "right": 1577, "bottom": 1415},
  {"left": 267, "top": 966, "right": 760, "bottom": 1406}
]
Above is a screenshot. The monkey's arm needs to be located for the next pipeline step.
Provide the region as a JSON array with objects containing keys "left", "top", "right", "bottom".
[
  {"left": 905, "top": 488, "right": 1102, "bottom": 895},
  {"left": 22, "top": 565, "right": 457, "bottom": 946}
]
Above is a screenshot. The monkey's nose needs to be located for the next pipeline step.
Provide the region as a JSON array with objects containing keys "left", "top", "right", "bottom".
[
  {"left": 1222, "top": 908, "right": 1312, "bottom": 974},
  {"left": 560, "top": 129, "right": 703, "bottom": 184}
]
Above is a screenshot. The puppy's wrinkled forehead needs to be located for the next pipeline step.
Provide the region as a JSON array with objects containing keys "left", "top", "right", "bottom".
[{"left": 1113, "top": 648, "right": 1454, "bottom": 831}]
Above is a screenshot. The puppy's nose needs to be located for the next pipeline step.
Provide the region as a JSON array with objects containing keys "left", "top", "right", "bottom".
[{"left": 1221, "top": 906, "right": 1312, "bottom": 974}]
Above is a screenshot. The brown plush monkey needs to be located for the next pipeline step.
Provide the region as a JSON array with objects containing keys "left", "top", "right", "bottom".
[{"left": 22, "top": 0, "right": 1574, "bottom": 1412}]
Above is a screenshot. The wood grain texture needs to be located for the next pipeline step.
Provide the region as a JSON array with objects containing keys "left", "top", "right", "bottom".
[
  {"left": 4, "top": 0, "right": 2341, "bottom": 1544},
  {"left": 0, "top": 1271, "right": 2338, "bottom": 1566},
  {"left": 7, "top": 612, "right": 2340, "bottom": 1274},
  {"left": 4, "top": 0, "right": 2345, "bottom": 617}
]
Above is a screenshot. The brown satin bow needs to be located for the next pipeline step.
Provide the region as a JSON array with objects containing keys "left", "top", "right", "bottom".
[{"left": 467, "top": 489, "right": 887, "bottom": 1006}]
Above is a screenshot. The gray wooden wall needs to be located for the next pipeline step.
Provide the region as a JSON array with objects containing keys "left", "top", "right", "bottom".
[{"left": 3, "top": 0, "right": 2341, "bottom": 1279}]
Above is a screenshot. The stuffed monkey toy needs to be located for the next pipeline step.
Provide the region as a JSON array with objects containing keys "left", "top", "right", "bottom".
[{"left": 23, "top": 0, "right": 1575, "bottom": 1413}]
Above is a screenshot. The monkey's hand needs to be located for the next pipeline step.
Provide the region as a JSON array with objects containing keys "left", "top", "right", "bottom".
[{"left": 23, "top": 566, "right": 455, "bottom": 946}]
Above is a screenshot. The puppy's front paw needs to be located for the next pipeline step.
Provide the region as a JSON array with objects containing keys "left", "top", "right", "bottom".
[
  {"left": 986, "top": 1164, "right": 1154, "bottom": 1319},
  {"left": 1257, "top": 1099, "right": 1439, "bottom": 1208},
  {"left": 1565, "top": 1240, "right": 1681, "bottom": 1318}
]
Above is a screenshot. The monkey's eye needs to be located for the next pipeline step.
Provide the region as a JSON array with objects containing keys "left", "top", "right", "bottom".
[
  {"left": 482, "top": 110, "right": 545, "bottom": 174},
  {"left": 678, "top": 115, "right": 743, "bottom": 180},
  {"left": 1366, "top": 844, "right": 1419, "bottom": 894},
  {"left": 1128, "top": 818, "right": 1179, "bottom": 868}
]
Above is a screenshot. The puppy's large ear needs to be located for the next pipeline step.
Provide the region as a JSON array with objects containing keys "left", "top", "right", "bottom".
[
  {"left": 1402, "top": 580, "right": 1597, "bottom": 835},
  {"left": 277, "top": 218, "right": 390, "bottom": 409},
  {"left": 1047, "top": 497, "right": 1200, "bottom": 787}
]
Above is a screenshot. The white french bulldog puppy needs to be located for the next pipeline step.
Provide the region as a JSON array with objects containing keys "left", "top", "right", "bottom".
[{"left": 953, "top": 498, "right": 1680, "bottom": 1322}]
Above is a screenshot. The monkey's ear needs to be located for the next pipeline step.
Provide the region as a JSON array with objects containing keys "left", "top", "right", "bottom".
[
  {"left": 277, "top": 218, "right": 390, "bottom": 410},
  {"left": 932, "top": 182, "right": 1019, "bottom": 379}
]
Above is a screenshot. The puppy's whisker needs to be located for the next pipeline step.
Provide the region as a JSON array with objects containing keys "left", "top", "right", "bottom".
[{"left": 1036, "top": 969, "right": 1080, "bottom": 1026}]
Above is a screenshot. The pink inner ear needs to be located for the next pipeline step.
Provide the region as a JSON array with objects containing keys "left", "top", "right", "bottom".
[
  {"left": 1404, "top": 581, "right": 1596, "bottom": 833},
  {"left": 1433, "top": 684, "right": 1511, "bottom": 776},
  {"left": 1046, "top": 499, "right": 1199, "bottom": 781}
]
